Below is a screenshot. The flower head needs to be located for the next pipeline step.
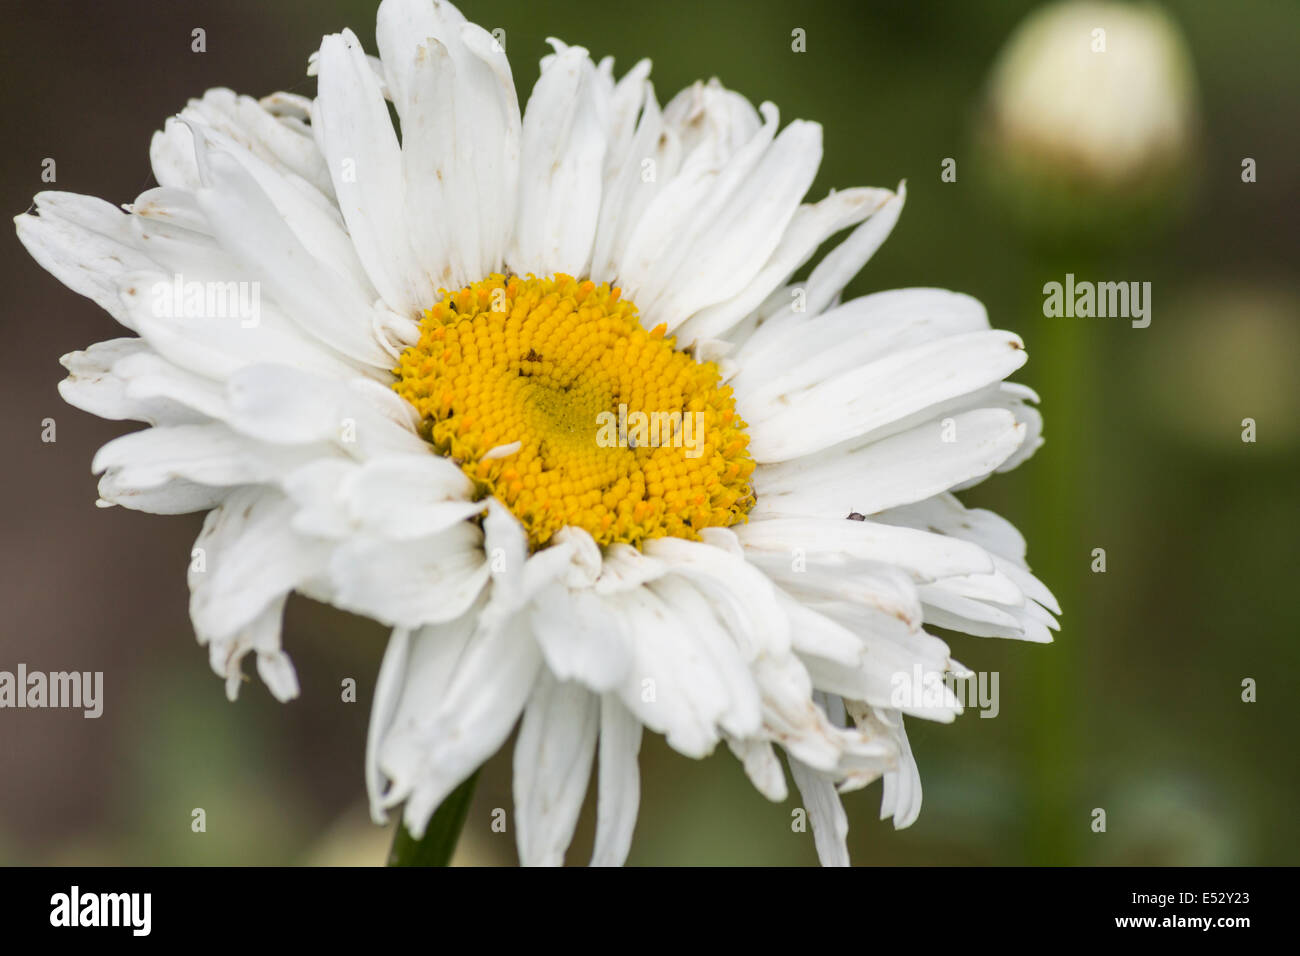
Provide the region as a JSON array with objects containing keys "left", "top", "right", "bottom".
[{"left": 16, "top": 0, "right": 1056, "bottom": 865}]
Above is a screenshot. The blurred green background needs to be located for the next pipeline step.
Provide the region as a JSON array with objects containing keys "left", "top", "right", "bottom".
[{"left": 1, "top": 0, "right": 1296, "bottom": 865}]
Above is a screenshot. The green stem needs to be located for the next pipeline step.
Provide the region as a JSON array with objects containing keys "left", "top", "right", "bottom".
[
  {"left": 387, "top": 770, "right": 480, "bottom": 867},
  {"left": 1024, "top": 253, "right": 1093, "bottom": 865}
]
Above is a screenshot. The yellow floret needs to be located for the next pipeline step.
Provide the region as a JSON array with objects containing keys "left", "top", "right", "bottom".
[{"left": 393, "top": 273, "right": 756, "bottom": 549}]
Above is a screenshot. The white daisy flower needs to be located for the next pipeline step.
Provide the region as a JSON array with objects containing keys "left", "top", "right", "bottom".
[{"left": 16, "top": 0, "right": 1056, "bottom": 866}]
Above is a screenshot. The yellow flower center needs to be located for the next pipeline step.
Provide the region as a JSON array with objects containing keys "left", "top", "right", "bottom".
[{"left": 393, "top": 274, "right": 756, "bottom": 550}]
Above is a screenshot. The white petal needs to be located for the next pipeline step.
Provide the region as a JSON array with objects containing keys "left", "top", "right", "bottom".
[
  {"left": 741, "top": 329, "right": 1027, "bottom": 462},
  {"left": 114, "top": 349, "right": 230, "bottom": 420},
  {"left": 771, "top": 576, "right": 959, "bottom": 721},
  {"left": 987, "top": 383, "right": 1045, "bottom": 476},
  {"left": 677, "top": 187, "right": 895, "bottom": 343},
  {"left": 644, "top": 533, "right": 791, "bottom": 658},
  {"left": 609, "top": 586, "right": 729, "bottom": 758},
  {"left": 224, "top": 364, "right": 426, "bottom": 459},
  {"left": 192, "top": 144, "right": 392, "bottom": 368},
  {"left": 15, "top": 193, "right": 157, "bottom": 328},
  {"left": 150, "top": 88, "right": 334, "bottom": 199},
  {"left": 342, "top": 454, "right": 480, "bottom": 539},
  {"left": 374, "top": 0, "right": 454, "bottom": 118},
  {"left": 380, "top": 613, "right": 543, "bottom": 836},
  {"left": 58, "top": 339, "right": 216, "bottom": 426},
  {"left": 380, "top": 2, "right": 521, "bottom": 284},
  {"left": 661, "top": 78, "right": 761, "bottom": 154},
  {"left": 116, "top": 272, "right": 369, "bottom": 386},
  {"left": 648, "top": 117, "right": 822, "bottom": 333},
  {"left": 801, "top": 182, "right": 907, "bottom": 318},
  {"left": 92, "top": 422, "right": 319, "bottom": 491},
  {"left": 328, "top": 522, "right": 489, "bottom": 629},
  {"left": 588, "top": 64, "right": 665, "bottom": 284},
  {"left": 737, "top": 516, "right": 994, "bottom": 584},
  {"left": 513, "top": 672, "right": 600, "bottom": 866},
  {"left": 189, "top": 487, "right": 329, "bottom": 642},
  {"left": 918, "top": 584, "right": 1029, "bottom": 638},
  {"left": 96, "top": 474, "right": 228, "bottom": 514},
  {"left": 152, "top": 115, "right": 371, "bottom": 300},
  {"left": 206, "top": 593, "right": 299, "bottom": 703},
  {"left": 750, "top": 654, "right": 893, "bottom": 774},
  {"left": 752, "top": 408, "right": 1025, "bottom": 518},
  {"left": 367, "top": 625, "right": 412, "bottom": 823},
  {"left": 618, "top": 100, "right": 780, "bottom": 316},
  {"left": 509, "top": 43, "right": 608, "bottom": 277},
  {"left": 735, "top": 287, "right": 992, "bottom": 394},
  {"left": 647, "top": 576, "right": 763, "bottom": 739},
  {"left": 530, "top": 583, "right": 632, "bottom": 692},
  {"left": 876, "top": 493, "right": 1060, "bottom": 614},
  {"left": 876, "top": 710, "right": 922, "bottom": 828},
  {"left": 591, "top": 694, "right": 643, "bottom": 866},
  {"left": 726, "top": 737, "right": 788, "bottom": 802},
  {"left": 593, "top": 542, "right": 669, "bottom": 595},
  {"left": 789, "top": 756, "right": 850, "bottom": 866},
  {"left": 313, "top": 29, "right": 435, "bottom": 315}
]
